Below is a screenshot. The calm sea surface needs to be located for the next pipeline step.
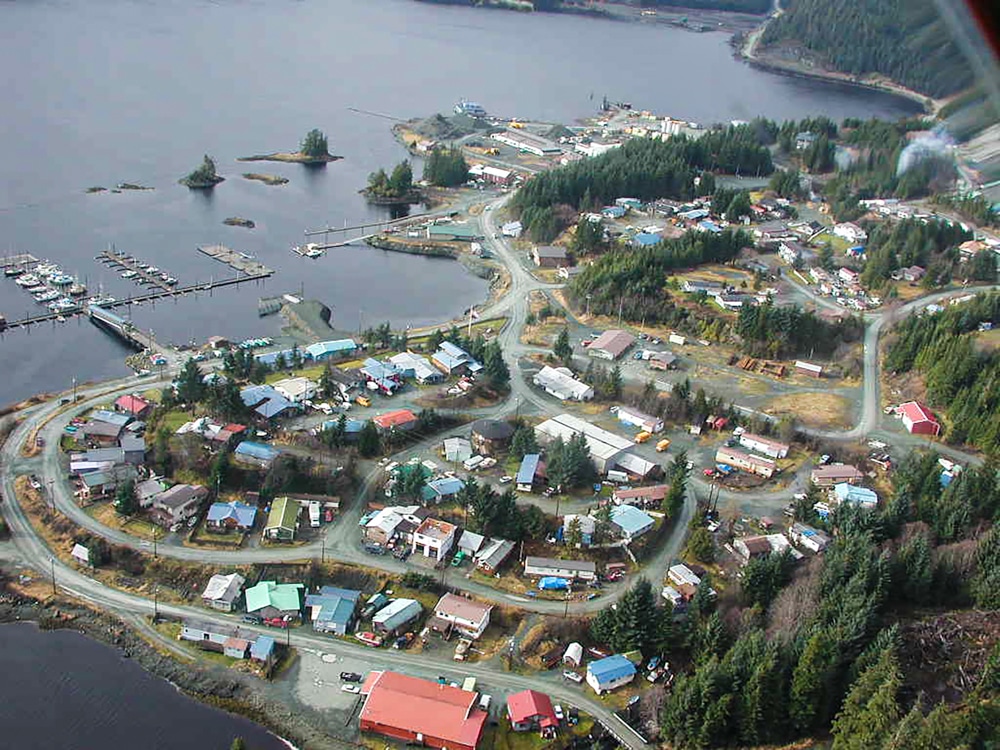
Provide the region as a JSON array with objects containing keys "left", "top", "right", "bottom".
[
  {"left": 0, "top": 0, "right": 917, "bottom": 404},
  {"left": 0, "top": 623, "right": 288, "bottom": 750}
]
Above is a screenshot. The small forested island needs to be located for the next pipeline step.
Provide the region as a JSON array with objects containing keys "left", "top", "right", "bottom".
[
  {"left": 223, "top": 217, "right": 255, "bottom": 228},
  {"left": 362, "top": 160, "right": 421, "bottom": 204},
  {"left": 179, "top": 155, "right": 225, "bottom": 189},
  {"left": 238, "top": 128, "right": 341, "bottom": 164},
  {"left": 241, "top": 172, "right": 289, "bottom": 185}
]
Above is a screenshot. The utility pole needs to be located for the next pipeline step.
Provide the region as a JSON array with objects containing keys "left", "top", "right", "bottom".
[
  {"left": 321, "top": 536, "right": 326, "bottom": 564},
  {"left": 618, "top": 296, "right": 624, "bottom": 326},
  {"left": 563, "top": 594, "right": 570, "bottom": 618},
  {"left": 50, "top": 557, "right": 56, "bottom": 596},
  {"left": 152, "top": 528, "right": 157, "bottom": 559},
  {"left": 585, "top": 294, "right": 592, "bottom": 318},
  {"left": 72, "top": 377, "right": 77, "bottom": 403},
  {"left": 153, "top": 585, "right": 159, "bottom": 621}
]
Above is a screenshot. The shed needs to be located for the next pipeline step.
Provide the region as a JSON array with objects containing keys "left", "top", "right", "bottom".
[
  {"left": 233, "top": 441, "right": 280, "bottom": 468},
  {"left": 563, "top": 642, "right": 583, "bottom": 667},
  {"left": 372, "top": 598, "right": 422, "bottom": 635},
  {"left": 443, "top": 437, "right": 473, "bottom": 463},
  {"left": 250, "top": 635, "right": 276, "bottom": 663}
]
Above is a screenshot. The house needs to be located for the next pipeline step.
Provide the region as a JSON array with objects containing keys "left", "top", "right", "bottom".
[
  {"left": 206, "top": 501, "right": 257, "bottom": 532},
  {"left": 233, "top": 441, "right": 280, "bottom": 469},
  {"left": 811, "top": 463, "right": 864, "bottom": 486},
  {"left": 224, "top": 637, "right": 251, "bottom": 659},
  {"left": 734, "top": 535, "right": 773, "bottom": 562},
  {"left": 360, "top": 358, "right": 403, "bottom": 395},
  {"left": 794, "top": 360, "right": 823, "bottom": 378},
  {"left": 79, "top": 418, "right": 127, "bottom": 446},
  {"left": 443, "top": 437, "right": 473, "bottom": 463},
  {"left": 135, "top": 477, "right": 167, "bottom": 508},
  {"left": 601, "top": 205, "right": 626, "bottom": 219},
  {"left": 668, "top": 564, "right": 702, "bottom": 589},
  {"left": 432, "top": 342, "right": 482, "bottom": 376},
  {"left": 422, "top": 476, "right": 466, "bottom": 504},
  {"left": 457, "top": 530, "right": 486, "bottom": 557},
  {"left": 588, "top": 329, "right": 635, "bottom": 360},
  {"left": 470, "top": 419, "right": 515, "bottom": 455},
  {"left": 430, "top": 593, "right": 492, "bottom": 640},
  {"left": 532, "top": 246, "right": 567, "bottom": 268},
  {"left": 613, "top": 484, "right": 667, "bottom": 508},
  {"left": 534, "top": 413, "right": 635, "bottom": 474},
  {"left": 359, "top": 671, "right": 487, "bottom": 750},
  {"left": 119, "top": 434, "right": 146, "bottom": 465},
  {"left": 305, "top": 586, "right": 361, "bottom": 636},
  {"left": 586, "top": 654, "right": 636, "bottom": 694},
  {"left": 610, "top": 504, "right": 655, "bottom": 541},
  {"left": 71, "top": 543, "right": 91, "bottom": 567},
  {"left": 516, "top": 453, "right": 542, "bottom": 492},
  {"left": 682, "top": 279, "right": 724, "bottom": 295},
  {"left": 263, "top": 496, "right": 300, "bottom": 540},
  {"left": 304, "top": 339, "right": 357, "bottom": 361},
  {"left": 788, "top": 522, "right": 832, "bottom": 553},
  {"left": 389, "top": 352, "right": 442, "bottom": 384},
  {"left": 250, "top": 635, "right": 276, "bottom": 664},
  {"left": 834, "top": 483, "right": 879, "bottom": 508},
  {"left": 753, "top": 220, "right": 795, "bottom": 245},
  {"left": 151, "top": 484, "right": 208, "bottom": 526},
  {"left": 959, "top": 239, "right": 987, "bottom": 260},
  {"left": 363, "top": 505, "right": 425, "bottom": 546},
  {"left": 373, "top": 409, "right": 418, "bottom": 433},
  {"left": 632, "top": 232, "right": 661, "bottom": 248},
  {"left": 501, "top": 221, "right": 523, "bottom": 238},
  {"left": 902, "top": 265, "right": 926, "bottom": 282},
  {"left": 372, "top": 598, "right": 423, "bottom": 635},
  {"left": 648, "top": 351, "right": 677, "bottom": 370},
  {"left": 715, "top": 447, "right": 776, "bottom": 478},
  {"left": 244, "top": 580, "right": 304, "bottom": 620},
  {"left": 114, "top": 394, "right": 152, "bottom": 419},
  {"left": 180, "top": 619, "right": 236, "bottom": 652},
  {"left": 507, "top": 690, "right": 558, "bottom": 733},
  {"left": 795, "top": 131, "right": 818, "bottom": 150},
  {"left": 614, "top": 406, "right": 663, "bottom": 433},
  {"left": 272, "top": 377, "right": 318, "bottom": 405},
  {"left": 532, "top": 366, "right": 594, "bottom": 401},
  {"left": 562, "top": 513, "right": 596, "bottom": 546},
  {"left": 201, "top": 572, "right": 246, "bottom": 611},
  {"left": 779, "top": 240, "right": 806, "bottom": 265},
  {"left": 474, "top": 538, "right": 515, "bottom": 574},
  {"left": 833, "top": 222, "right": 867, "bottom": 244},
  {"left": 523, "top": 556, "right": 596, "bottom": 581},
  {"left": 412, "top": 518, "right": 457, "bottom": 561},
  {"left": 899, "top": 401, "right": 940, "bottom": 436},
  {"left": 240, "top": 384, "right": 296, "bottom": 421},
  {"left": 738, "top": 433, "right": 789, "bottom": 459}
]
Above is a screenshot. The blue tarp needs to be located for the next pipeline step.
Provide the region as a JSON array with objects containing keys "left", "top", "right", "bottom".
[{"left": 538, "top": 577, "right": 570, "bottom": 591}]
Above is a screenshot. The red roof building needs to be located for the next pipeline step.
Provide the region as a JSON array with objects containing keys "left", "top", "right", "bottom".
[
  {"left": 373, "top": 409, "right": 418, "bottom": 432},
  {"left": 114, "top": 394, "right": 152, "bottom": 418},
  {"left": 506, "top": 689, "right": 558, "bottom": 733},
  {"left": 359, "top": 671, "right": 487, "bottom": 750},
  {"left": 899, "top": 401, "right": 940, "bottom": 436}
]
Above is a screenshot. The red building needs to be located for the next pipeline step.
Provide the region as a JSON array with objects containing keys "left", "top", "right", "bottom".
[
  {"left": 507, "top": 689, "right": 558, "bottom": 733},
  {"left": 114, "top": 394, "right": 152, "bottom": 419},
  {"left": 359, "top": 671, "right": 487, "bottom": 750},
  {"left": 372, "top": 409, "right": 418, "bottom": 432},
  {"left": 899, "top": 401, "right": 940, "bottom": 436}
]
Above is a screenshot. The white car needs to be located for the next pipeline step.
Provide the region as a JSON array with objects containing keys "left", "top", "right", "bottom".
[
  {"left": 563, "top": 670, "right": 583, "bottom": 683},
  {"left": 340, "top": 684, "right": 361, "bottom": 694},
  {"left": 499, "top": 475, "right": 513, "bottom": 484},
  {"left": 554, "top": 705, "right": 564, "bottom": 722}
]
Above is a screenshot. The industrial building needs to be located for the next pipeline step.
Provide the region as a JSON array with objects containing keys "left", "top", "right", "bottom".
[
  {"left": 532, "top": 366, "right": 594, "bottom": 401},
  {"left": 587, "top": 329, "right": 635, "bottom": 360},
  {"left": 534, "top": 413, "right": 656, "bottom": 477}
]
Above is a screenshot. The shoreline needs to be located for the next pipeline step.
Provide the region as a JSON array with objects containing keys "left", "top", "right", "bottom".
[{"left": 0, "top": 584, "right": 342, "bottom": 748}]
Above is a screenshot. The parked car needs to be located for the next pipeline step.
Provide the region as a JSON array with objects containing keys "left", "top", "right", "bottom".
[
  {"left": 499, "top": 475, "right": 513, "bottom": 484},
  {"left": 554, "top": 705, "right": 564, "bottom": 722},
  {"left": 341, "top": 684, "right": 361, "bottom": 694},
  {"left": 263, "top": 616, "right": 289, "bottom": 629},
  {"left": 563, "top": 670, "right": 583, "bottom": 683},
  {"left": 340, "top": 672, "right": 363, "bottom": 682},
  {"left": 242, "top": 614, "right": 262, "bottom": 625}
]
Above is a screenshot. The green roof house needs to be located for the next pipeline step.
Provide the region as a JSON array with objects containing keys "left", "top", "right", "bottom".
[
  {"left": 244, "top": 580, "right": 304, "bottom": 620},
  {"left": 264, "top": 496, "right": 300, "bottom": 541}
]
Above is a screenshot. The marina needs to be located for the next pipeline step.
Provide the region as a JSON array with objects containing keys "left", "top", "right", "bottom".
[
  {"left": 197, "top": 244, "right": 274, "bottom": 276},
  {"left": 97, "top": 249, "right": 179, "bottom": 290}
]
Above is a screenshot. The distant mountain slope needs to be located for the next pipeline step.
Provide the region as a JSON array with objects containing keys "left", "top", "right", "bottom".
[{"left": 761, "top": 0, "right": 975, "bottom": 98}]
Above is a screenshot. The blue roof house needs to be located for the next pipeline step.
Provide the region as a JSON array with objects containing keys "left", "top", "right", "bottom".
[
  {"left": 305, "top": 339, "right": 357, "bottom": 361},
  {"left": 206, "top": 501, "right": 257, "bottom": 531},
  {"left": 698, "top": 220, "right": 722, "bottom": 234},
  {"left": 610, "top": 504, "right": 655, "bottom": 541},
  {"left": 587, "top": 654, "right": 637, "bottom": 694},
  {"left": 632, "top": 232, "right": 661, "bottom": 248},
  {"left": 433, "top": 342, "right": 483, "bottom": 376},
  {"left": 240, "top": 384, "right": 296, "bottom": 420},
  {"left": 516, "top": 454, "right": 541, "bottom": 492},
  {"left": 250, "top": 635, "right": 276, "bottom": 663},
  {"left": 422, "top": 476, "right": 466, "bottom": 504},
  {"left": 834, "top": 483, "right": 878, "bottom": 509},
  {"left": 254, "top": 349, "right": 298, "bottom": 368},
  {"left": 305, "top": 586, "right": 362, "bottom": 636},
  {"left": 601, "top": 205, "right": 626, "bottom": 219},
  {"left": 233, "top": 441, "right": 280, "bottom": 469}
]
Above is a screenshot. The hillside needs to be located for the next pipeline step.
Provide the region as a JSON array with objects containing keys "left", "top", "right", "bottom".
[{"left": 760, "top": 0, "right": 975, "bottom": 98}]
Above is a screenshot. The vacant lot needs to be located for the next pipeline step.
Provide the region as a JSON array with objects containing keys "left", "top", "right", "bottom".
[{"left": 765, "top": 391, "right": 853, "bottom": 429}]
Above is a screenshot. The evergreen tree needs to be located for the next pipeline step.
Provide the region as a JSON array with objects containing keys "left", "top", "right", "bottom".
[
  {"left": 566, "top": 516, "right": 583, "bottom": 547},
  {"left": 553, "top": 328, "right": 573, "bottom": 364},
  {"left": 831, "top": 648, "right": 903, "bottom": 750},
  {"left": 510, "top": 425, "right": 539, "bottom": 460},
  {"left": 790, "top": 628, "right": 839, "bottom": 732},
  {"left": 300, "top": 128, "right": 329, "bottom": 158},
  {"left": 176, "top": 358, "right": 206, "bottom": 404},
  {"left": 357, "top": 421, "right": 380, "bottom": 458},
  {"left": 113, "top": 479, "right": 136, "bottom": 516}
]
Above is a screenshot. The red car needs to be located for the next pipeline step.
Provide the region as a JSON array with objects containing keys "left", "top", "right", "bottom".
[{"left": 263, "top": 616, "right": 290, "bottom": 629}]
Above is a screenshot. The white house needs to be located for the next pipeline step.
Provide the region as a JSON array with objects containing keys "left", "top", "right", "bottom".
[
  {"left": 788, "top": 522, "right": 832, "bottom": 553},
  {"left": 201, "top": 572, "right": 246, "bottom": 612},
  {"left": 272, "top": 377, "right": 318, "bottom": 405},
  {"left": 737, "top": 433, "right": 790, "bottom": 459},
  {"left": 431, "top": 593, "right": 492, "bottom": 639},
  {"left": 833, "top": 222, "right": 867, "bottom": 244},
  {"left": 412, "top": 518, "right": 457, "bottom": 562},
  {"left": 532, "top": 366, "right": 594, "bottom": 401},
  {"left": 523, "top": 556, "right": 596, "bottom": 581}
]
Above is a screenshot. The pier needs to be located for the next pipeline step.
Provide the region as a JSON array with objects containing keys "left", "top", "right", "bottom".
[
  {"left": 198, "top": 245, "right": 274, "bottom": 276},
  {"left": 0, "top": 253, "right": 39, "bottom": 270},
  {"left": 97, "top": 249, "right": 177, "bottom": 292}
]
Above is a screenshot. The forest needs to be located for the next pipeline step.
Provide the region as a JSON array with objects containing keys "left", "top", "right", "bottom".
[
  {"left": 736, "top": 301, "right": 864, "bottom": 359},
  {"left": 860, "top": 218, "right": 978, "bottom": 290},
  {"left": 510, "top": 127, "right": 772, "bottom": 241},
  {"left": 760, "top": 0, "right": 974, "bottom": 98},
  {"left": 884, "top": 292, "right": 1000, "bottom": 454},
  {"left": 602, "top": 448, "right": 1000, "bottom": 748},
  {"left": 638, "top": 0, "right": 771, "bottom": 13}
]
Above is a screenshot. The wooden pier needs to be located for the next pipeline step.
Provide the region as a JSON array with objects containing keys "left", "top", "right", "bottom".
[
  {"left": 198, "top": 245, "right": 273, "bottom": 276},
  {"left": 0, "top": 253, "right": 39, "bottom": 269},
  {"left": 97, "top": 249, "right": 176, "bottom": 292}
]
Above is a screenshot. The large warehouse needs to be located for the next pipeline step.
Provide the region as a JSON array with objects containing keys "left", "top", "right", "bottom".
[{"left": 534, "top": 413, "right": 658, "bottom": 477}]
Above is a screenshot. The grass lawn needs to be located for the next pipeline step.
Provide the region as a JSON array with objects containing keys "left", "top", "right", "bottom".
[
  {"left": 154, "top": 620, "right": 241, "bottom": 667},
  {"left": 765, "top": 391, "right": 852, "bottom": 429},
  {"left": 264, "top": 364, "right": 325, "bottom": 385},
  {"left": 87, "top": 502, "right": 167, "bottom": 540},
  {"left": 159, "top": 409, "right": 191, "bottom": 434},
  {"left": 489, "top": 714, "right": 597, "bottom": 750}
]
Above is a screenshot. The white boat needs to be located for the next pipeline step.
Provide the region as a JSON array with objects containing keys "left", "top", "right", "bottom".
[
  {"left": 34, "top": 289, "right": 60, "bottom": 303},
  {"left": 147, "top": 266, "right": 159, "bottom": 274},
  {"left": 164, "top": 277, "right": 178, "bottom": 285},
  {"left": 50, "top": 273, "right": 74, "bottom": 286},
  {"left": 26, "top": 285, "right": 48, "bottom": 293},
  {"left": 121, "top": 270, "right": 137, "bottom": 279},
  {"left": 56, "top": 315, "right": 66, "bottom": 323},
  {"left": 88, "top": 294, "right": 116, "bottom": 306},
  {"left": 16, "top": 273, "right": 41, "bottom": 287},
  {"left": 68, "top": 283, "right": 87, "bottom": 296},
  {"left": 34, "top": 263, "right": 58, "bottom": 278}
]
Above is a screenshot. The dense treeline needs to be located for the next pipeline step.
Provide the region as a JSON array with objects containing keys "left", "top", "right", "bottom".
[
  {"left": 640, "top": 0, "right": 770, "bottom": 12},
  {"left": 884, "top": 292, "right": 1000, "bottom": 453},
  {"left": 736, "top": 301, "right": 864, "bottom": 358},
  {"left": 511, "top": 129, "right": 771, "bottom": 240},
  {"left": 568, "top": 229, "right": 751, "bottom": 325},
  {"left": 860, "top": 218, "right": 974, "bottom": 289},
  {"left": 657, "top": 452, "right": 1000, "bottom": 748},
  {"left": 933, "top": 193, "right": 1000, "bottom": 228},
  {"left": 760, "top": 0, "right": 974, "bottom": 98},
  {"left": 423, "top": 147, "right": 469, "bottom": 187}
]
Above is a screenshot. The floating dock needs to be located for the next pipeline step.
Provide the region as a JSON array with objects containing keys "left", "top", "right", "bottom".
[
  {"left": 0, "top": 253, "right": 38, "bottom": 269},
  {"left": 198, "top": 245, "right": 273, "bottom": 276},
  {"left": 97, "top": 249, "right": 176, "bottom": 292}
]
